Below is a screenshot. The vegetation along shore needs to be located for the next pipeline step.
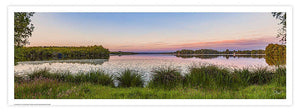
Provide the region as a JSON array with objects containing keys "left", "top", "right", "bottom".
[{"left": 15, "top": 65, "right": 286, "bottom": 99}]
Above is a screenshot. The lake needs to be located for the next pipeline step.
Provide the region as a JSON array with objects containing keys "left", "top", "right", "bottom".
[{"left": 14, "top": 54, "right": 277, "bottom": 82}]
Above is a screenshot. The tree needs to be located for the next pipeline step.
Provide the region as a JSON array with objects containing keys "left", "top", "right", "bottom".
[
  {"left": 14, "top": 12, "right": 35, "bottom": 46},
  {"left": 225, "top": 49, "right": 230, "bottom": 54},
  {"left": 265, "top": 44, "right": 286, "bottom": 66},
  {"left": 272, "top": 12, "right": 286, "bottom": 44}
]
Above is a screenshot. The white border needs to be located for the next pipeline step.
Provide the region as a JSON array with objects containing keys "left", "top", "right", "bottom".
[{"left": 7, "top": 6, "right": 293, "bottom": 106}]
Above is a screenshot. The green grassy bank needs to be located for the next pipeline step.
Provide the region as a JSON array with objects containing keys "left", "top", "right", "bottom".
[{"left": 14, "top": 65, "right": 286, "bottom": 99}]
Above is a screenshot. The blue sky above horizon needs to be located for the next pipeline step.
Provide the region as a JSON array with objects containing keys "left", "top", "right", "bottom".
[{"left": 29, "top": 12, "right": 281, "bottom": 52}]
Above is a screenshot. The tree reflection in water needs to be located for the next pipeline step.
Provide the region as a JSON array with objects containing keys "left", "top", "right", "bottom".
[{"left": 175, "top": 54, "right": 265, "bottom": 60}]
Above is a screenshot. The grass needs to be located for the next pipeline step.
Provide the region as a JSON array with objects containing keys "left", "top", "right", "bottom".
[
  {"left": 116, "top": 69, "right": 144, "bottom": 87},
  {"left": 184, "top": 65, "right": 240, "bottom": 90},
  {"left": 14, "top": 65, "right": 286, "bottom": 99},
  {"left": 148, "top": 67, "right": 184, "bottom": 89},
  {"left": 24, "top": 68, "right": 114, "bottom": 87},
  {"left": 272, "top": 67, "right": 286, "bottom": 86},
  {"left": 15, "top": 80, "right": 285, "bottom": 99}
]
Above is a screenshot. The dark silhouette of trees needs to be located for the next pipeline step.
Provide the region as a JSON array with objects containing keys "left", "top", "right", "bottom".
[
  {"left": 175, "top": 49, "right": 265, "bottom": 55},
  {"left": 225, "top": 49, "right": 230, "bottom": 54},
  {"left": 15, "top": 45, "right": 110, "bottom": 63}
]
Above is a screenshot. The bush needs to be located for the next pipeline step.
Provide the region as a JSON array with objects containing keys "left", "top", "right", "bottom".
[{"left": 116, "top": 69, "right": 144, "bottom": 88}]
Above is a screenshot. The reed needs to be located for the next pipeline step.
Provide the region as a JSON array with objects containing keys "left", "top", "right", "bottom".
[
  {"left": 14, "top": 65, "right": 286, "bottom": 99},
  {"left": 272, "top": 67, "right": 286, "bottom": 86},
  {"left": 148, "top": 67, "right": 184, "bottom": 89},
  {"left": 184, "top": 65, "right": 240, "bottom": 89},
  {"left": 116, "top": 69, "right": 144, "bottom": 87},
  {"left": 16, "top": 65, "right": 286, "bottom": 90},
  {"left": 25, "top": 69, "right": 114, "bottom": 87}
]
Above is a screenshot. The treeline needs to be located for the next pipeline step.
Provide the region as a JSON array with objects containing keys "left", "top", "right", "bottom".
[
  {"left": 176, "top": 54, "right": 265, "bottom": 59},
  {"left": 110, "top": 51, "right": 137, "bottom": 55},
  {"left": 265, "top": 44, "right": 286, "bottom": 65},
  {"left": 15, "top": 45, "right": 110, "bottom": 64},
  {"left": 175, "top": 49, "right": 265, "bottom": 54}
]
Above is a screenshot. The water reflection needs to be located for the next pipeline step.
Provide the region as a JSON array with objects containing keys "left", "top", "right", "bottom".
[
  {"left": 22, "top": 55, "right": 110, "bottom": 61},
  {"left": 17, "top": 59, "right": 108, "bottom": 65},
  {"left": 265, "top": 55, "right": 286, "bottom": 65},
  {"left": 175, "top": 54, "right": 265, "bottom": 59},
  {"left": 15, "top": 54, "right": 275, "bottom": 81},
  {"left": 16, "top": 54, "right": 284, "bottom": 67}
]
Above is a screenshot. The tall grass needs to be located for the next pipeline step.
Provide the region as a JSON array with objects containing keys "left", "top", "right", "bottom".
[
  {"left": 233, "top": 67, "right": 274, "bottom": 86},
  {"left": 184, "top": 65, "right": 240, "bottom": 89},
  {"left": 16, "top": 65, "right": 286, "bottom": 90},
  {"left": 116, "top": 69, "right": 144, "bottom": 87},
  {"left": 272, "top": 67, "right": 286, "bottom": 86},
  {"left": 15, "top": 65, "right": 286, "bottom": 99},
  {"left": 15, "top": 77, "right": 62, "bottom": 99},
  {"left": 148, "top": 67, "right": 184, "bottom": 89},
  {"left": 25, "top": 69, "right": 114, "bottom": 87}
]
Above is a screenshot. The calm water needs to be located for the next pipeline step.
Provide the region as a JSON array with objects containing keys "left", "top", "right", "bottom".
[{"left": 14, "top": 54, "right": 273, "bottom": 81}]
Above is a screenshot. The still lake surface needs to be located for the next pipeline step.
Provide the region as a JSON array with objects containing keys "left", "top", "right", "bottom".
[{"left": 15, "top": 54, "right": 273, "bottom": 81}]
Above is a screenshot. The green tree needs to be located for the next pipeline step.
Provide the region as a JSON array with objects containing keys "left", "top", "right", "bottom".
[
  {"left": 225, "top": 49, "right": 230, "bottom": 54},
  {"left": 265, "top": 44, "right": 286, "bottom": 66},
  {"left": 272, "top": 12, "right": 286, "bottom": 44},
  {"left": 14, "top": 12, "right": 35, "bottom": 46}
]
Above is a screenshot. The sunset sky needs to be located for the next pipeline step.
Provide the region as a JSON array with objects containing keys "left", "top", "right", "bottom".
[{"left": 29, "top": 12, "right": 281, "bottom": 52}]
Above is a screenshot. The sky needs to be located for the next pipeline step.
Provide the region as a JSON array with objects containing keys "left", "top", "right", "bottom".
[{"left": 29, "top": 12, "right": 281, "bottom": 52}]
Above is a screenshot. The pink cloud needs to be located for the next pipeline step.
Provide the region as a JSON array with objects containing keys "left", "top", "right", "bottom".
[{"left": 114, "top": 36, "right": 280, "bottom": 52}]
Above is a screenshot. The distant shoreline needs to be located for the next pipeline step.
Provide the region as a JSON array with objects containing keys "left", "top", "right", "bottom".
[
  {"left": 110, "top": 52, "right": 266, "bottom": 55},
  {"left": 174, "top": 54, "right": 266, "bottom": 56}
]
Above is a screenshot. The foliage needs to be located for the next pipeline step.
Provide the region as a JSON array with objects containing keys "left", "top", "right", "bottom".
[
  {"left": 14, "top": 45, "right": 110, "bottom": 63},
  {"left": 110, "top": 51, "right": 137, "bottom": 55},
  {"left": 116, "top": 69, "right": 144, "bottom": 88},
  {"left": 15, "top": 65, "right": 286, "bottom": 99},
  {"left": 175, "top": 49, "right": 265, "bottom": 55},
  {"left": 265, "top": 44, "right": 286, "bottom": 65},
  {"left": 251, "top": 50, "right": 265, "bottom": 54},
  {"left": 194, "top": 49, "right": 219, "bottom": 54},
  {"left": 272, "top": 12, "right": 286, "bottom": 43},
  {"left": 225, "top": 49, "right": 230, "bottom": 54},
  {"left": 14, "top": 12, "right": 35, "bottom": 47},
  {"left": 175, "top": 49, "right": 194, "bottom": 54}
]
